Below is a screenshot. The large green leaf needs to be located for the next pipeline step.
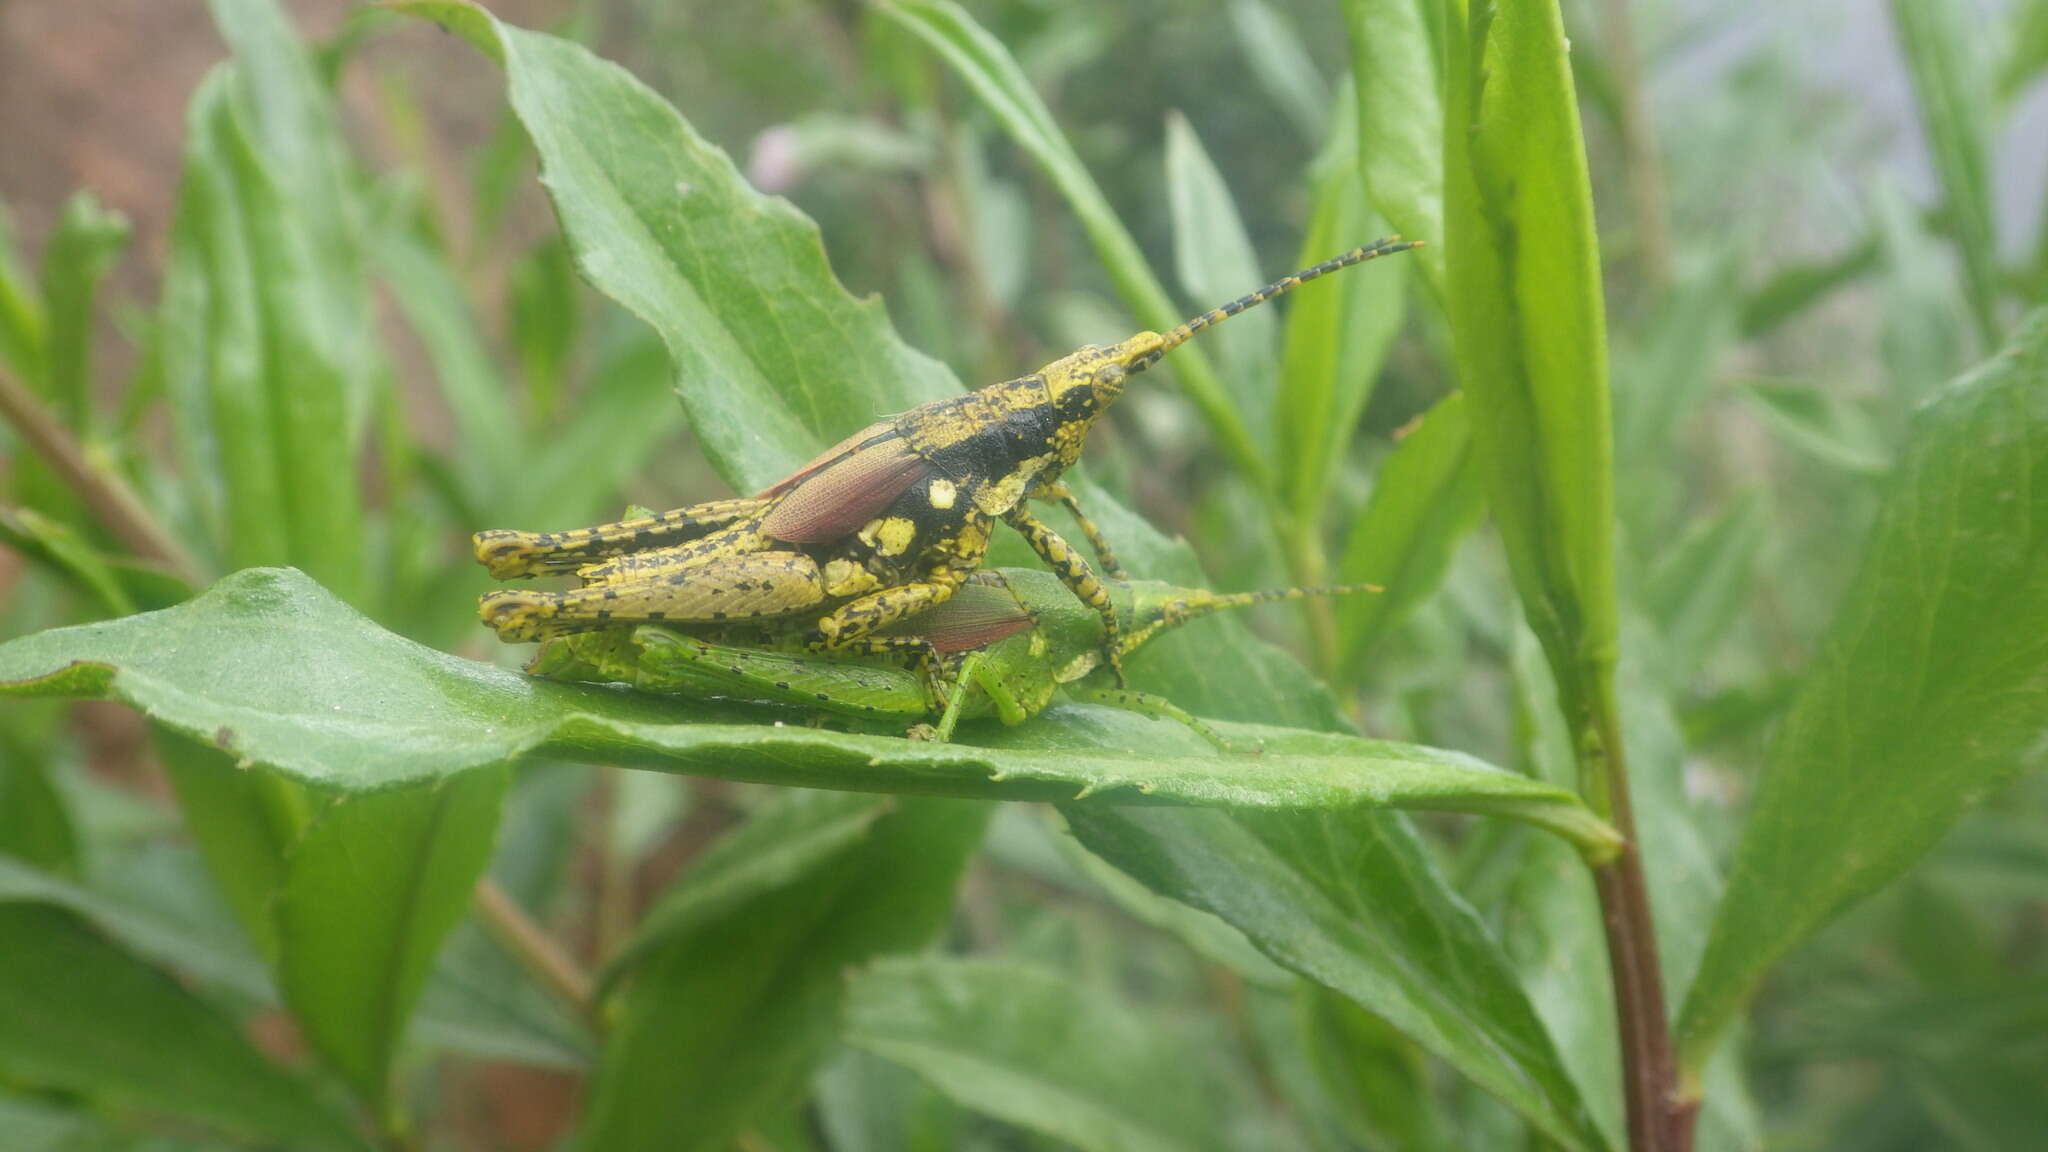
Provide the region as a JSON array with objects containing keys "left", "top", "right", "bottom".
[
  {"left": 274, "top": 769, "right": 507, "bottom": 1114},
  {"left": 577, "top": 792, "right": 988, "bottom": 1152},
  {"left": 1440, "top": 0, "right": 1614, "bottom": 722},
  {"left": 1677, "top": 310, "right": 2048, "bottom": 1076},
  {"left": 0, "top": 902, "right": 365, "bottom": 1150},
  {"left": 0, "top": 567, "right": 1615, "bottom": 856},
  {"left": 161, "top": 0, "right": 373, "bottom": 603},
  {"left": 844, "top": 956, "right": 1246, "bottom": 1152},
  {"left": 1064, "top": 806, "right": 1608, "bottom": 1152}
]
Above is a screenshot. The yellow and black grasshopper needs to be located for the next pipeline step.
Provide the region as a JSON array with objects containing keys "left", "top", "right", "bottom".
[{"left": 472, "top": 239, "right": 1418, "bottom": 671}]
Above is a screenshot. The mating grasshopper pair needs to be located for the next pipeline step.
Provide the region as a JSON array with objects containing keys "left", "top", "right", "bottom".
[
  {"left": 527, "top": 568, "right": 1375, "bottom": 747},
  {"left": 472, "top": 239, "right": 1418, "bottom": 685}
]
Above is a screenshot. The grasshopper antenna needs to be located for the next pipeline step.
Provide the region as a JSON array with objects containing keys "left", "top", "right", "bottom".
[
  {"left": 1170, "top": 582, "right": 1383, "bottom": 623},
  {"left": 1131, "top": 237, "right": 1422, "bottom": 372}
]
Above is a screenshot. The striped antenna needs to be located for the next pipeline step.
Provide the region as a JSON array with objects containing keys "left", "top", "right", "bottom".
[
  {"left": 1176, "top": 582, "right": 1383, "bottom": 622},
  {"left": 1131, "top": 237, "right": 1421, "bottom": 372}
]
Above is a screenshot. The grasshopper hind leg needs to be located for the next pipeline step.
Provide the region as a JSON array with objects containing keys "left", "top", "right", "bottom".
[{"left": 473, "top": 496, "right": 769, "bottom": 579}]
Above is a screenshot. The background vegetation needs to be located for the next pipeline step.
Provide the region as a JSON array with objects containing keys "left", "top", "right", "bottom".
[{"left": 0, "top": 0, "right": 2043, "bottom": 1149}]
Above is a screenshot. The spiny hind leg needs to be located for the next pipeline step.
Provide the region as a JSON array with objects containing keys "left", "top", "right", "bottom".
[
  {"left": 478, "top": 551, "right": 824, "bottom": 641},
  {"left": 1003, "top": 507, "right": 1124, "bottom": 685},
  {"left": 1066, "top": 686, "right": 1245, "bottom": 753},
  {"left": 1037, "top": 480, "right": 1128, "bottom": 580},
  {"left": 473, "top": 496, "right": 770, "bottom": 579}
]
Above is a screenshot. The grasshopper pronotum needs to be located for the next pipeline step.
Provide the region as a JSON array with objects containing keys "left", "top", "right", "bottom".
[{"left": 473, "top": 239, "right": 1419, "bottom": 676}]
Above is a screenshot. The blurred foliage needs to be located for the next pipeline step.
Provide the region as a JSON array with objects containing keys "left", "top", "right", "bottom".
[{"left": 0, "top": 0, "right": 2043, "bottom": 1149}]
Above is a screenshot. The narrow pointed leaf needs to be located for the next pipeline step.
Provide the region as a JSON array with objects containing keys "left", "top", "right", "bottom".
[
  {"left": 578, "top": 794, "right": 987, "bottom": 1152},
  {"left": 1065, "top": 806, "right": 1609, "bottom": 1152},
  {"left": 1441, "top": 0, "right": 1615, "bottom": 718},
  {"left": 0, "top": 903, "right": 365, "bottom": 1150},
  {"left": 1678, "top": 311, "right": 2048, "bottom": 1075},
  {"left": 845, "top": 956, "right": 1246, "bottom": 1152}
]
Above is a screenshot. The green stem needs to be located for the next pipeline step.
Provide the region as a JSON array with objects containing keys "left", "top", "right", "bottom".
[
  {"left": 0, "top": 364, "right": 203, "bottom": 584},
  {"left": 472, "top": 877, "right": 598, "bottom": 1028}
]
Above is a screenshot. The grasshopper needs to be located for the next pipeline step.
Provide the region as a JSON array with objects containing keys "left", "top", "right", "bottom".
[
  {"left": 474, "top": 239, "right": 1418, "bottom": 678},
  {"left": 526, "top": 568, "right": 1376, "bottom": 747}
]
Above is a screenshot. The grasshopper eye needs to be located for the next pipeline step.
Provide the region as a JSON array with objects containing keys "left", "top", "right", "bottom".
[{"left": 1094, "top": 363, "right": 1125, "bottom": 387}]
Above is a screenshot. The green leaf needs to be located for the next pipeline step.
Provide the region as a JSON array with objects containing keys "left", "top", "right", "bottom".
[
  {"left": 398, "top": 1, "right": 956, "bottom": 494},
  {"left": 39, "top": 191, "right": 129, "bottom": 432},
  {"left": 1164, "top": 111, "right": 1277, "bottom": 455},
  {"left": 844, "top": 956, "right": 1245, "bottom": 1152},
  {"left": 1335, "top": 393, "right": 1483, "bottom": 675},
  {"left": 598, "top": 788, "right": 896, "bottom": 989},
  {"left": 1343, "top": 0, "right": 1446, "bottom": 294},
  {"left": 0, "top": 756, "right": 77, "bottom": 876},
  {"left": 879, "top": 0, "right": 1272, "bottom": 492},
  {"left": 1677, "top": 310, "right": 2048, "bottom": 1077},
  {"left": 274, "top": 768, "right": 507, "bottom": 1113},
  {"left": 161, "top": 0, "right": 374, "bottom": 604},
  {"left": 368, "top": 204, "right": 522, "bottom": 513},
  {"left": 1064, "top": 806, "right": 1609, "bottom": 1152},
  {"left": 1278, "top": 94, "right": 1408, "bottom": 525},
  {"left": 0, "top": 200, "right": 46, "bottom": 381},
  {"left": 0, "top": 567, "right": 1618, "bottom": 856},
  {"left": 0, "top": 902, "right": 364, "bottom": 1150},
  {"left": 1644, "top": 496, "right": 1765, "bottom": 676},
  {"left": 1440, "top": 0, "right": 1615, "bottom": 724},
  {"left": 1890, "top": 0, "right": 2002, "bottom": 350},
  {"left": 577, "top": 793, "right": 988, "bottom": 1152},
  {"left": 2000, "top": 0, "right": 2048, "bottom": 103},
  {"left": 158, "top": 736, "right": 307, "bottom": 963},
  {"left": 0, "top": 850, "right": 272, "bottom": 1005},
  {"left": 1738, "top": 380, "right": 1892, "bottom": 474}
]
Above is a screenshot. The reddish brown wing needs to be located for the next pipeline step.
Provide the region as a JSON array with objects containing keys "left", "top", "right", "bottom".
[
  {"left": 759, "top": 435, "right": 934, "bottom": 543},
  {"left": 755, "top": 420, "right": 898, "bottom": 498},
  {"left": 905, "top": 579, "right": 1036, "bottom": 653}
]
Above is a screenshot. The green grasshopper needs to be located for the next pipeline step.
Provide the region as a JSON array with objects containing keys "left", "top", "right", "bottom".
[
  {"left": 526, "top": 568, "right": 1375, "bottom": 747},
  {"left": 473, "top": 240, "right": 1418, "bottom": 678}
]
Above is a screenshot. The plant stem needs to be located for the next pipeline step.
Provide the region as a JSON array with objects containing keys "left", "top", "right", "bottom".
[
  {"left": 1579, "top": 671, "right": 1686, "bottom": 1152},
  {"left": 0, "top": 365, "right": 204, "bottom": 584},
  {"left": 472, "top": 877, "right": 598, "bottom": 1028}
]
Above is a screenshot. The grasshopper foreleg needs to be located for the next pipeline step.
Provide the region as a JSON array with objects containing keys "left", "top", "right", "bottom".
[
  {"left": 1038, "top": 480, "right": 1128, "bottom": 581},
  {"left": 1002, "top": 507, "right": 1124, "bottom": 686}
]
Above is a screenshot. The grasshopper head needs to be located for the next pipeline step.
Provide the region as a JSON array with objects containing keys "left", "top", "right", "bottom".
[{"left": 1039, "top": 332, "right": 1166, "bottom": 411}]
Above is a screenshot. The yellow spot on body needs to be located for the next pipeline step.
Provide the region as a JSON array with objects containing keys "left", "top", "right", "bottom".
[
  {"left": 1027, "top": 632, "right": 1046, "bottom": 657},
  {"left": 823, "top": 558, "right": 880, "bottom": 598},
  {"left": 928, "top": 478, "right": 957, "bottom": 509},
  {"left": 875, "top": 517, "right": 917, "bottom": 557},
  {"left": 856, "top": 518, "right": 884, "bottom": 548}
]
